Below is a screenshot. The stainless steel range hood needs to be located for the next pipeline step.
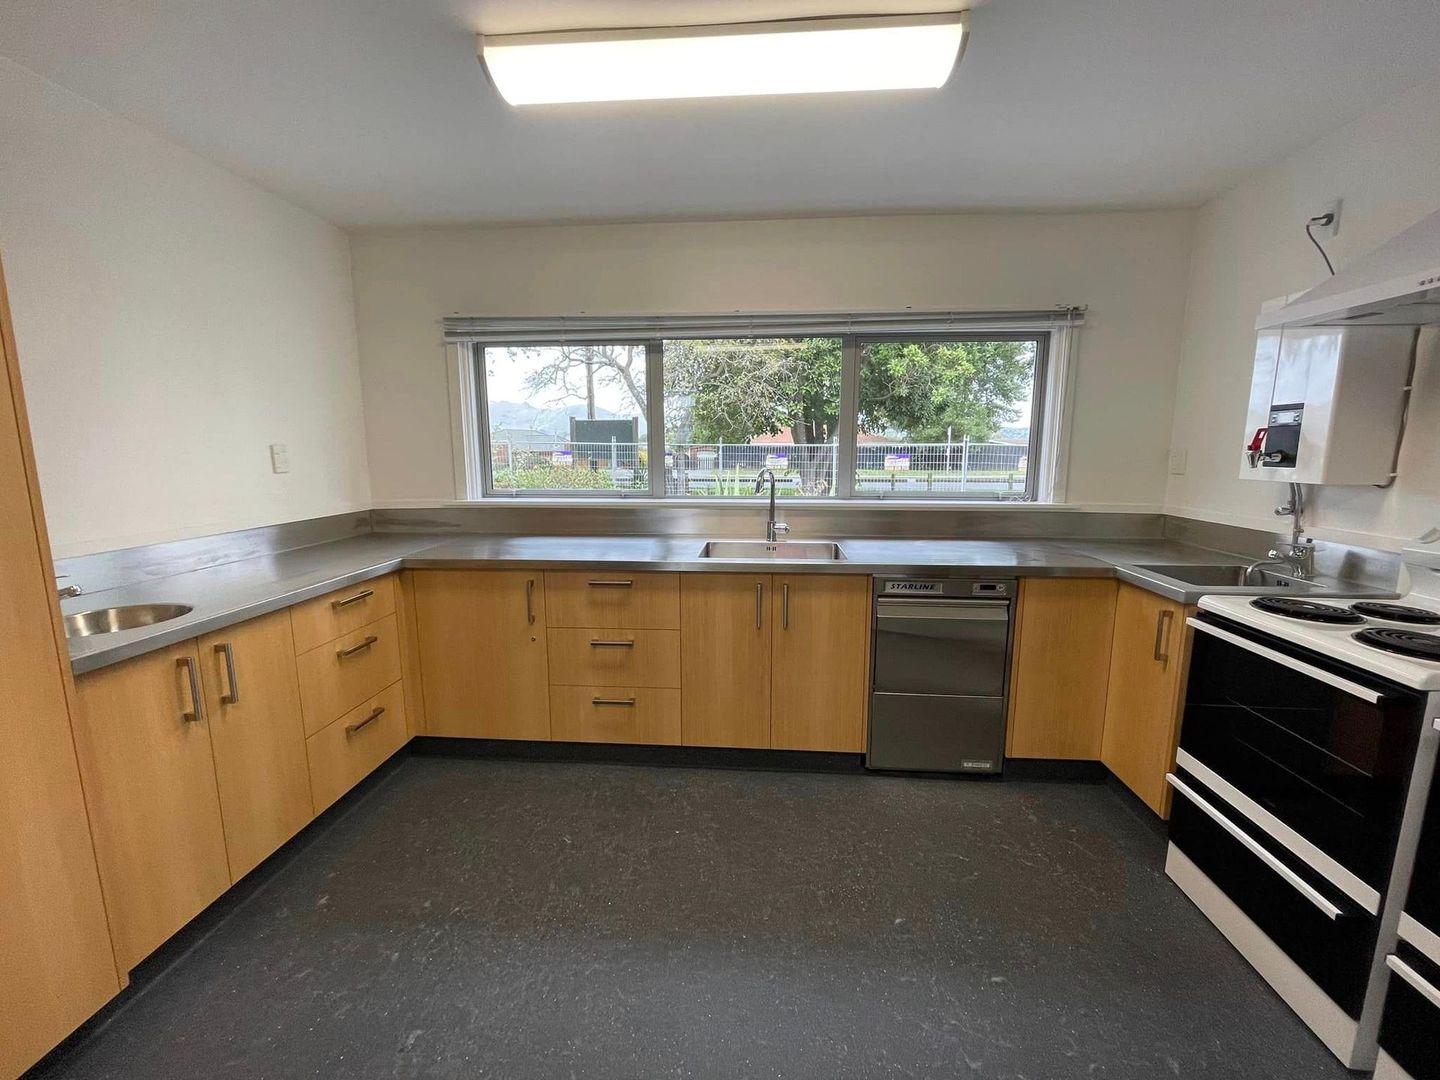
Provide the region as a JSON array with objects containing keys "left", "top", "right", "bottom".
[{"left": 1256, "top": 209, "right": 1440, "bottom": 330}]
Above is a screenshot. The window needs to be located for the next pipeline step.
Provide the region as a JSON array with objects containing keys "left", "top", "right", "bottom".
[
  {"left": 662, "top": 338, "right": 842, "bottom": 497},
  {"left": 855, "top": 337, "right": 1040, "bottom": 500},
  {"left": 481, "top": 344, "right": 650, "bottom": 495},
  {"left": 462, "top": 314, "right": 1071, "bottom": 502}
]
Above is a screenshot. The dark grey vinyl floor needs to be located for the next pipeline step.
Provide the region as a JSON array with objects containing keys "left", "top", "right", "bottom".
[{"left": 35, "top": 755, "right": 1354, "bottom": 1079}]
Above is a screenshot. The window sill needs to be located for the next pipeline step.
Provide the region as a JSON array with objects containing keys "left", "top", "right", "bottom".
[{"left": 439, "top": 497, "right": 1070, "bottom": 511}]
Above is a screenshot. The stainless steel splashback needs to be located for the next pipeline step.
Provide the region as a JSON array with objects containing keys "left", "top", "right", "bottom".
[
  {"left": 53, "top": 512, "right": 372, "bottom": 595},
  {"left": 370, "top": 504, "right": 1167, "bottom": 541}
]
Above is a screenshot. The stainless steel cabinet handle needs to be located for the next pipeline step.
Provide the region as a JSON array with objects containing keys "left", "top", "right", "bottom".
[
  {"left": 177, "top": 656, "right": 203, "bottom": 723},
  {"left": 588, "top": 580, "right": 633, "bottom": 588},
  {"left": 336, "top": 635, "right": 378, "bottom": 659},
  {"left": 589, "top": 639, "right": 636, "bottom": 648},
  {"left": 782, "top": 583, "right": 790, "bottom": 630},
  {"left": 755, "top": 583, "right": 763, "bottom": 628},
  {"left": 1386, "top": 954, "right": 1440, "bottom": 1010},
  {"left": 1153, "top": 609, "right": 1174, "bottom": 662},
  {"left": 345, "top": 706, "right": 385, "bottom": 737},
  {"left": 592, "top": 697, "right": 637, "bottom": 707},
  {"left": 215, "top": 642, "right": 240, "bottom": 704},
  {"left": 1166, "top": 772, "right": 1343, "bottom": 919},
  {"left": 331, "top": 588, "right": 374, "bottom": 609},
  {"left": 526, "top": 578, "right": 536, "bottom": 624}
]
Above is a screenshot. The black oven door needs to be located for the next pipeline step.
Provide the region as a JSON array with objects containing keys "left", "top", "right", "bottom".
[
  {"left": 1179, "top": 615, "right": 1426, "bottom": 901},
  {"left": 1405, "top": 781, "right": 1440, "bottom": 942}
]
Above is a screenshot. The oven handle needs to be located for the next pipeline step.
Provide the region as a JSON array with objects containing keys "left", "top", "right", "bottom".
[
  {"left": 1166, "top": 772, "right": 1345, "bottom": 920},
  {"left": 1187, "top": 618, "right": 1384, "bottom": 704},
  {"left": 1386, "top": 954, "right": 1440, "bottom": 1011}
]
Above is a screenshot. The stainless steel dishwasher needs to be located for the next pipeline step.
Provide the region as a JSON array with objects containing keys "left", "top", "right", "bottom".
[{"left": 867, "top": 577, "right": 1015, "bottom": 774}]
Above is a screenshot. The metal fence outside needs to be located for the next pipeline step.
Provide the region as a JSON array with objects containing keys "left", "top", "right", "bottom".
[{"left": 491, "top": 438, "right": 1029, "bottom": 498}]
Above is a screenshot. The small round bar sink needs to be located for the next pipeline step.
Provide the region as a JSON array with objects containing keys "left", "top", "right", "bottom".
[{"left": 64, "top": 603, "right": 193, "bottom": 638}]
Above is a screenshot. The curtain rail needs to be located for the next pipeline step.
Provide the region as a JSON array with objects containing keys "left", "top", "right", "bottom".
[{"left": 443, "top": 308, "right": 1085, "bottom": 344}]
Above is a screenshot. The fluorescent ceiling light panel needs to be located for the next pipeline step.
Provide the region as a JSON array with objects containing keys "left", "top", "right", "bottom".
[{"left": 479, "top": 13, "right": 968, "bottom": 106}]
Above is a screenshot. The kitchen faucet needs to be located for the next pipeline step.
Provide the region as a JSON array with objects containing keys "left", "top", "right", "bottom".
[
  {"left": 754, "top": 468, "right": 790, "bottom": 543},
  {"left": 56, "top": 575, "right": 82, "bottom": 599},
  {"left": 1247, "top": 482, "right": 1315, "bottom": 580}
]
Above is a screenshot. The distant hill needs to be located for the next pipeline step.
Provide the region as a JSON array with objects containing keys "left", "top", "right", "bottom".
[{"left": 489, "top": 400, "right": 622, "bottom": 438}]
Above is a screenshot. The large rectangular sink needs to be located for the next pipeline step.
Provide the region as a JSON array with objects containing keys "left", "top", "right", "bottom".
[
  {"left": 699, "top": 540, "right": 846, "bottom": 561},
  {"left": 1130, "top": 564, "right": 1317, "bottom": 590}
]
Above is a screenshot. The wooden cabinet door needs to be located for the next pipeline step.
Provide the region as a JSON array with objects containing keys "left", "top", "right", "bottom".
[
  {"left": 70, "top": 644, "right": 232, "bottom": 973},
  {"left": 0, "top": 253, "right": 120, "bottom": 1077},
  {"left": 199, "top": 611, "right": 313, "bottom": 880},
  {"left": 680, "top": 574, "right": 772, "bottom": 748},
  {"left": 1102, "top": 583, "right": 1193, "bottom": 816},
  {"left": 412, "top": 570, "right": 550, "bottom": 739},
  {"left": 1006, "top": 578, "right": 1118, "bottom": 759},
  {"left": 770, "top": 575, "right": 871, "bottom": 752}
]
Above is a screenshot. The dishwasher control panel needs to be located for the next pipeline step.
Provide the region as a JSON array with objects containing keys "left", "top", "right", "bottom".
[{"left": 876, "top": 578, "right": 1012, "bottom": 599}]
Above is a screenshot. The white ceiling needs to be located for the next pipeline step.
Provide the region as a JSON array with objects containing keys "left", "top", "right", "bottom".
[{"left": 3, "top": 0, "right": 1440, "bottom": 228}]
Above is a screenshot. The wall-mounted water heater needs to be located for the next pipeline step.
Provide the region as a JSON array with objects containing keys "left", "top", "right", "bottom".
[
  {"left": 1243, "top": 208, "right": 1440, "bottom": 486},
  {"left": 1240, "top": 323, "right": 1417, "bottom": 485}
]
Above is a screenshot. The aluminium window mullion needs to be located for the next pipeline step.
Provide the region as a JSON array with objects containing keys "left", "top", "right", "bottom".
[
  {"left": 836, "top": 336, "right": 859, "bottom": 499},
  {"left": 645, "top": 339, "right": 664, "bottom": 497},
  {"left": 473, "top": 343, "right": 500, "bottom": 499},
  {"left": 1024, "top": 333, "right": 1049, "bottom": 503}
]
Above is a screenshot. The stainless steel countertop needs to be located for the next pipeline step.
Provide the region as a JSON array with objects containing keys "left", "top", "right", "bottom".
[{"left": 62, "top": 533, "right": 1391, "bottom": 674}]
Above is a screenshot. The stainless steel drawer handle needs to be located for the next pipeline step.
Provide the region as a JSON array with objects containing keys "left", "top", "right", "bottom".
[
  {"left": 1386, "top": 954, "right": 1440, "bottom": 1010},
  {"left": 526, "top": 578, "right": 536, "bottom": 625},
  {"left": 589, "top": 639, "right": 636, "bottom": 648},
  {"left": 336, "top": 635, "right": 379, "bottom": 659},
  {"left": 1187, "top": 618, "right": 1383, "bottom": 703},
  {"left": 782, "top": 582, "right": 790, "bottom": 630},
  {"left": 1153, "top": 609, "right": 1174, "bottom": 663},
  {"left": 592, "top": 697, "right": 637, "bottom": 707},
  {"left": 331, "top": 588, "right": 374, "bottom": 609},
  {"left": 588, "top": 580, "right": 633, "bottom": 588},
  {"left": 177, "top": 656, "right": 204, "bottom": 723},
  {"left": 215, "top": 642, "right": 240, "bottom": 704},
  {"left": 1166, "top": 772, "right": 1344, "bottom": 920},
  {"left": 345, "top": 706, "right": 385, "bottom": 736},
  {"left": 755, "top": 583, "right": 763, "bottom": 629}
]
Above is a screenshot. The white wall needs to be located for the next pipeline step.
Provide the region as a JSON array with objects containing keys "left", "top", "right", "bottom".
[
  {"left": 350, "top": 210, "right": 1195, "bottom": 509},
  {"left": 0, "top": 58, "right": 371, "bottom": 556},
  {"left": 1167, "top": 72, "right": 1440, "bottom": 551}
]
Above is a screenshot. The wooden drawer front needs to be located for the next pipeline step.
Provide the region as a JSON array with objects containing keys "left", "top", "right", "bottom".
[
  {"left": 307, "top": 682, "right": 407, "bottom": 813},
  {"left": 544, "top": 572, "right": 680, "bottom": 629},
  {"left": 290, "top": 575, "right": 397, "bottom": 655},
  {"left": 547, "top": 628, "right": 681, "bottom": 688},
  {"left": 549, "top": 686, "right": 681, "bottom": 745},
  {"left": 296, "top": 613, "right": 402, "bottom": 736}
]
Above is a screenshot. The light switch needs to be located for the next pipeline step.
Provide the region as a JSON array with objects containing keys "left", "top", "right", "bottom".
[
  {"left": 269, "top": 443, "right": 291, "bottom": 474},
  {"left": 1168, "top": 447, "right": 1188, "bottom": 475}
]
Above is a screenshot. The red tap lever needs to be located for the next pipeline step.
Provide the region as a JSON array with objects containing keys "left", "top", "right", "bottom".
[{"left": 1245, "top": 427, "right": 1268, "bottom": 469}]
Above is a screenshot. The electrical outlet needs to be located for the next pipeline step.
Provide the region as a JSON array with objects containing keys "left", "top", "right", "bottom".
[
  {"left": 1313, "top": 198, "right": 1342, "bottom": 239},
  {"left": 269, "top": 443, "right": 290, "bottom": 474},
  {"left": 1168, "top": 447, "right": 1188, "bottom": 476}
]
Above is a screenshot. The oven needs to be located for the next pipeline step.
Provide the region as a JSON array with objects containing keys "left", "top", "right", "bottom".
[
  {"left": 1177, "top": 615, "right": 1425, "bottom": 904},
  {"left": 1378, "top": 771, "right": 1440, "bottom": 1080},
  {"left": 1166, "top": 613, "right": 1432, "bottom": 1068}
]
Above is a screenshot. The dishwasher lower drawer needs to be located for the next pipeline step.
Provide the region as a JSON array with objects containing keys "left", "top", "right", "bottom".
[{"left": 867, "top": 692, "right": 1005, "bottom": 773}]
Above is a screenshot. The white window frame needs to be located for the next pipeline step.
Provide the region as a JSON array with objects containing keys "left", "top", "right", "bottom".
[{"left": 446, "top": 314, "right": 1080, "bottom": 505}]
